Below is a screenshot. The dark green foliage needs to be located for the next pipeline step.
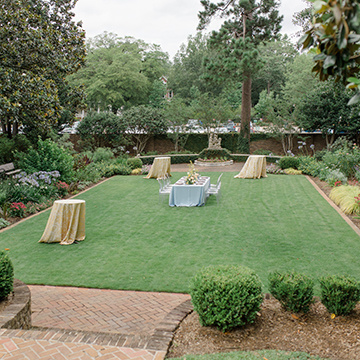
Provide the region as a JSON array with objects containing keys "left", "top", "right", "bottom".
[
  {"left": 184, "top": 134, "right": 209, "bottom": 153},
  {"left": 0, "top": 135, "right": 31, "bottom": 164},
  {"left": 236, "top": 134, "right": 250, "bottom": 154},
  {"left": 0, "top": 251, "right": 14, "bottom": 300},
  {"left": 139, "top": 154, "right": 198, "bottom": 165},
  {"left": 198, "top": 148, "right": 232, "bottom": 160},
  {"left": 278, "top": 156, "right": 300, "bottom": 170},
  {"left": 189, "top": 265, "right": 263, "bottom": 332},
  {"left": 77, "top": 111, "right": 126, "bottom": 150},
  {"left": 297, "top": 156, "right": 323, "bottom": 177},
  {"left": 0, "top": 0, "right": 86, "bottom": 137},
  {"left": 253, "top": 149, "right": 272, "bottom": 155},
  {"left": 268, "top": 271, "right": 315, "bottom": 314},
  {"left": 15, "top": 138, "right": 74, "bottom": 183},
  {"left": 126, "top": 158, "right": 143, "bottom": 170},
  {"left": 92, "top": 163, "right": 131, "bottom": 177},
  {"left": 319, "top": 275, "right": 360, "bottom": 316}
]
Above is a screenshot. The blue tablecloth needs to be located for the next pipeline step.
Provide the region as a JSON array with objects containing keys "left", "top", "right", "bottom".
[{"left": 169, "top": 176, "right": 210, "bottom": 207}]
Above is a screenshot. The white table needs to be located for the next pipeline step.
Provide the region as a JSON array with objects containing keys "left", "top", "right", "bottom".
[
  {"left": 39, "top": 199, "right": 86, "bottom": 245},
  {"left": 169, "top": 176, "right": 210, "bottom": 207}
]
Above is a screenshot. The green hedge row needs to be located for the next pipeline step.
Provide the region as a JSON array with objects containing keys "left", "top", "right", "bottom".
[{"left": 139, "top": 154, "right": 281, "bottom": 165}]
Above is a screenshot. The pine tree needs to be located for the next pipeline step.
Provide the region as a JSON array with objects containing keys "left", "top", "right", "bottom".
[{"left": 198, "top": 0, "right": 282, "bottom": 150}]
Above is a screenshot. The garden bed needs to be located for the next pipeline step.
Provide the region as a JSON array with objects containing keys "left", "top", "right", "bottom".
[{"left": 168, "top": 296, "right": 360, "bottom": 360}]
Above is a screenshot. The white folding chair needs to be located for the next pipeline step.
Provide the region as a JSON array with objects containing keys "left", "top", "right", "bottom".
[
  {"left": 206, "top": 180, "right": 221, "bottom": 204},
  {"left": 210, "top": 173, "right": 223, "bottom": 190},
  {"left": 158, "top": 177, "right": 171, "bottom": 203}
]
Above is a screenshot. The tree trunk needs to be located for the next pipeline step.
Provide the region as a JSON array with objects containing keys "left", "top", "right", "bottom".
[{"left": 240, "top": 71, "right": 251, "bottom": 143}]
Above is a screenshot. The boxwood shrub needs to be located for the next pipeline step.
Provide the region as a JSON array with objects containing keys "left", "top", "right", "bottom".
[
  {"left": 0, "top": 251, "right": 14, "bottom": 300},
  {"left": 127, "top": 157, "right": 143, "bottom": 170},
  {"left": 268, "top": 271, "right": 314, "bottom": 313},
  {"left": 198, "top": 148, "right": 232, "bottom": 160},
  {"left": 319, "top": 275, "right": 360, "bottom": 316},
  {"left": 189, "top": 265, "right": 263, "bottom": 332}
]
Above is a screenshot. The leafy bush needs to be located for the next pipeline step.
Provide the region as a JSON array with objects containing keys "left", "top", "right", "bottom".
[
  {"left": 319, "top": 168, "right": 347, "bottom": 186},
  {"left": 92, "top": 147, "right": 114, "bottom": 163},
  {"left": 0, "top": 135, "right": 31, "bottom": 164},
  {"left": 127, "top": 157, "right": 143, "bottom": 170},
  {"left": 268, "top": 271, "right": 314, "bottom": 313},
  {"left": 189, "top": 265, "right": 263, "bottom": 331},
  {"left": 329, "top": 185, "right": 360, "bottom": 214},
  {"left": 15, "top": 138, "right": 74, "bottom": 183},
  {"left": 0, "top": 251, "right": 14, "bottom": 300},
  {"left": 319, "top": 275, "right": 360, "bottom": 315},
  {"left": 94, "top": 162, "right": 131, "bottom": 177},
  {"left": 0, "top": 218, "right": 10, "bottom": 229},
  {"left": 278, "top": 156, "right": 300, "bottom": 170},
  {"left": 297, "top": 156, "right": 323, "bottom": 177},
  {"left": 198, "top": 148, "right": 232, "bottom": 161}
]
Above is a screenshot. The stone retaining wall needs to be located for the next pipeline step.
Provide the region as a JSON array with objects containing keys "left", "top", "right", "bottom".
[{"left": 0, "top": 279, "right": 31, "bottom": 330}]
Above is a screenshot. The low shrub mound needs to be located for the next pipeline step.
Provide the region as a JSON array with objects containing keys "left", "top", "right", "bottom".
[
  {"left": 284, "top": 168, "right": 302, "bottom": 175},
  {"left": 127, "top": 158, "right": 143, "bottom": 170},
  {"left": 278, "top": 156, "right": 300, "bottom": 170},
  {"left": 0, "top": 251, "right": 14, "bottom": 300},
  {"left": 197, "top": 148, "right": 232, "bottom": 161},
  {"left": 319, "top": 275, "right": 360, "bottom": 316},
  {"left": 268, "top": 271, "right": 314, "bottom": 314},
  {"left": 329, "top": 185, "right": 360, "bottom": 214},
  {"left": 189, "top": 265, "right": 263, "bottom": 332}
]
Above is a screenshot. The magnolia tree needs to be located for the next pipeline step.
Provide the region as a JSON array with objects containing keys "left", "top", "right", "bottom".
[{"left": 0, "top": 0, "right": 86, "bottom": 138}]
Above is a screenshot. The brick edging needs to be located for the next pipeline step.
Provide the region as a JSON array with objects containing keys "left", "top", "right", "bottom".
[
  {"left": 0, "top": 279, "right": 31, "bottom": 330},
  {"left": 148, "top": 298, "right": 193, "bottom": 352},
  {"left": 306, "top": 175, "right": 360, "bottom": 237}
]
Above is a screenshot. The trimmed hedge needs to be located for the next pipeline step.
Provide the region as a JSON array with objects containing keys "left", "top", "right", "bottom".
[
  {"left": 268, "top": 271, "right": 314, "bottom": 314},
  {"left": 189, "top": 265, "right": 263, "bottom": 332},
  {"left": 0, "top": 251, "right": 14, "bottom": 300},
  {"left": 140, "top": 154, "right": 281, "bottom": 165},
  {"left": 319, "top": 275, "right": 360, "bottom": 316},
  {"left": 198, "top": 148, "right": 232, "bottom": 160}
]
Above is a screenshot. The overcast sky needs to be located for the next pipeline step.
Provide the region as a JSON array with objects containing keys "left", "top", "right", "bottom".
[{"left": 73, "top": 0, "right": 308, "bottom": 60}]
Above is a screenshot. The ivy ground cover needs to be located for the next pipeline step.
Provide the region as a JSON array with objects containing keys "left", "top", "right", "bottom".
[{"left": 0, "top": 173, "right": 359, "bottom": 294}]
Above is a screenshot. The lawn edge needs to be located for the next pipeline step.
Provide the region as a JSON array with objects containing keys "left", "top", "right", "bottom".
[
  {"left": 306, "top": 175, "right": 360, "bottom": 238},
  {"left": 0, "top": 177, "right": 112, "bottom": 234}
]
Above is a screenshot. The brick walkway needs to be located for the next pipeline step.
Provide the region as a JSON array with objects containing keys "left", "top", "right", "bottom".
[{"left": 0, "top": 286, "right": 192, "bottom": 359}]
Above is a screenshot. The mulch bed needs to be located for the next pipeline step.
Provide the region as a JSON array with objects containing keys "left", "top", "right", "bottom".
[{"left": 167, "top": 175, "right": 360, "bottom": 360}]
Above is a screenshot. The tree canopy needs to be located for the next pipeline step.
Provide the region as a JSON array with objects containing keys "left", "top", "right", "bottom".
[
  {"left": 0, "top": 0, "right": 86, "bottom": 138},
  {"left": 69, "top": 32, "right": 170, "bottom": 114}
]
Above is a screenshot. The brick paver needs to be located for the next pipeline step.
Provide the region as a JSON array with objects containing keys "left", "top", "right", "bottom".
[{"left": 0, "top": 286, "right": 192, "bottom": 359}]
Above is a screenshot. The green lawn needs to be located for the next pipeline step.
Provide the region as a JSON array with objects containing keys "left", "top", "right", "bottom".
[
  {"left": 170, "top": 350, "right": 328, "bottom": 360},
  {"left": 1, "top": 172, "right": 359, "bottom": 293}
]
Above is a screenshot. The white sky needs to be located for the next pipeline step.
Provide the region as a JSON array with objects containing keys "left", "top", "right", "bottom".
[{"left": 73, "top": 0, "right": 308, "bottom": 60}]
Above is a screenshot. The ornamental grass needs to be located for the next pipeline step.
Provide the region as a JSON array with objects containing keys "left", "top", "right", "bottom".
[{"left": 329, "top": 185, "right": 360, "bottom": 215}]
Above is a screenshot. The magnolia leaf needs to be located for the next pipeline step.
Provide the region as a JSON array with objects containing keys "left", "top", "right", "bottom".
[
  {"left": 332, "top": 5, "right": 342, "bottom": 26},
  {"left": 347, "top": 92, "right": 360, "bottom": 105},
  {"left": 291, "top": 314, "right": 299, "bottom": 320},
  {"left": 323, "top": 55, "right": 336, "bottom": 69},
  {"left": 313, "top": 0, "right": 329, "bottom": 14},
  {"left": 331, "top": 313, "right": 336, "bottom": 319}
]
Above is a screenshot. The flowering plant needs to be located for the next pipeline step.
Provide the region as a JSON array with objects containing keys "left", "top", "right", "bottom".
[
  {"left": 9, "top": 202, "right": 26, "bottom": 218},
  {"left": 186, "top": 161, "right": 199, "bottom": 185}
]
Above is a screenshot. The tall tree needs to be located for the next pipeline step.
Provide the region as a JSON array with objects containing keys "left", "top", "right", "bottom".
[
  {"left": 198, "top": 0, "right": 283, "bottom": 149},
  {"left": 69, "top": 33, "right": 170, "bottom": 113},
  {"left": 0, "top": 0, "right": 86, "bottom": 138}
]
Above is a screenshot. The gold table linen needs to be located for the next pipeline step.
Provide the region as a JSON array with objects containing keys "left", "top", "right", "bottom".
[
  {"left": 39, "top": 199, "right": 86, "bottom": 245},
  {"left": 145, "top": 157, "right": 171, "bottom": 179},
  {"left": 234, "top": 155, "right": 267, "bottom": 179}
]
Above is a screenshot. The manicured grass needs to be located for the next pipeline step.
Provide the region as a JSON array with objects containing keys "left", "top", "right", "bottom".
[
  {"left": 170, "top": 349, "right": 328, "bottom": 360},
  {"left": 1, "top": 173, "right": 360, "bottom": 293}
]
